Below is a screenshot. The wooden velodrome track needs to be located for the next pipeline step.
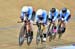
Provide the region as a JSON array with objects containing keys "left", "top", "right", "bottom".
[{"left": 0, "top": 0, "right": 75, "bottom": 49}]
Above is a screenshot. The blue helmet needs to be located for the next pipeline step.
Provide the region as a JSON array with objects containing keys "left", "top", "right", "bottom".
[
  {"left": 62, "top": 8, "right": 67, "bottom": 13},
  {"left": 50, "top": 8, "right": 56, "bottom": 13}
]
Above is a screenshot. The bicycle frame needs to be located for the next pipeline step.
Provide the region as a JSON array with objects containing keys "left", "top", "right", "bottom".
[{"left": 25, "top": 20, "right": 31, "bottom": 33}]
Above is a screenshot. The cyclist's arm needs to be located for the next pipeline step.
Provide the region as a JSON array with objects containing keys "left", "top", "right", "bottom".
[
  {"left": 18, "top": 12, "right": 24, "bottom": 23},
  {"left": 43, "top": 11, "right": 47, "bottom": 24},
  {"left": 28, "top": 7, "right": 33, "bottom": 20},
  {"left": 17, "top": 17, "right": 23, "bottom": 23},
  {"left": 59, "top": 11, "right": 63, "bottom": 18},
  {"left": 53, "top": 13, "right": 58, "bottom": 21},
  {"left": 35, "top": 14, "right": 38, "bottom": 23},
  {"left": 53, "top": 9, "right": 59, "bottom": 21},
  {"left": 64, "top": 10, "right": 70, "bottom": 20},
  {"left": 48, "top": 12, "right": 52, "bottom": 19}
]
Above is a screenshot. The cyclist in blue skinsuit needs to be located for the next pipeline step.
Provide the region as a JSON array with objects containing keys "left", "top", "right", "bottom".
[
  {"left": 48, "top": 8, "right": 59, "bottom": 34},
  {"left": 48, "top": 8, "right": 59, "bottom": 22},
  {"left": 18, "top": 6, "right": 34, "bottom": 39},
  {"left": 35, "top": 9, "right": 47, "bottom": 42},
  {"left": 59, "top": 8, "right": 71, "bottom": 24},
  {"left": 20, "top": 6, "right": 33, "bottom": 21},
  {"left": 35, "top": 9, "right": 47, "bottom": 24},
  {"left": 58, "top": 8, "right": 71, "bottom": 33}
]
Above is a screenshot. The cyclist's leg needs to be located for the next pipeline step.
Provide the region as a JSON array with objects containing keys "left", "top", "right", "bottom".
[
  {"left": 30, "top": 20, "right": 34, "bottom": 38},
  {"left": 57, "top": 19, "right": 62, "bottom": 39},
  {"left": 52, "top": 21, "right": 56, "bottom": 29},
  {"left": 47, "top": 21, "right": 52, "bottom": 37},
  {"left": 66, "top": 15, "right": 71, "bottom": 22},
  {"left": 23, "top": 24, "right": 27, "bottom": 38},
  {"left": 58, "top": 19, "right": 61, "bottom": 26},
  {"left": 58, "top": 20, "right": 66, "bottom": 39},
  {"left": 32, "top": 11, "right": 36, "bottom": 21},
  {"left": 57, "top": 18, "right": 62, "bottom": 32},
  {"left": 42, "top": 24, "right": 47, "bottom": 42},
  {"left": 51, "top": 21, "right": 57, "bottom": 40}
]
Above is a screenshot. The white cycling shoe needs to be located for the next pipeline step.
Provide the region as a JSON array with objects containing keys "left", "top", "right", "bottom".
[{"left": 43, "top": 38, "right": 46, "bottom": 42}]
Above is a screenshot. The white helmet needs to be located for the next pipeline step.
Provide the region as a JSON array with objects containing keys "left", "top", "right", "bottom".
[
  {"left": 21, "top": 6, "right": 29, "bottom": 12},
  {"left": 37, "top": 9, "right": 43, "bottom": 15}
]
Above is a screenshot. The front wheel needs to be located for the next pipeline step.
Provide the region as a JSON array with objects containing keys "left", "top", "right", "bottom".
[
  {"left": 19, "top": 26, "right": 26, "bottom": 46},
  {"left": 19, "top": 35, "right": 25, "bottom": 46}
]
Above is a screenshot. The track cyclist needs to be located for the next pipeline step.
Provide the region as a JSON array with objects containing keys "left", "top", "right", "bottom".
[{"left": 35, "top": 9, "right": 47, "bottom": 42}]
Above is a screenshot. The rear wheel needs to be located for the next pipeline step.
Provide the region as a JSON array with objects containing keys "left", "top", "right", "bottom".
[
  {"left": 58, "top": 33, "right": 62, "bottom": 39},
  {"left": 36, "top": 32, "right": 40, "bottom": 45},
  {"left": 27, "top": 32, "right": 32, "bottom": 45},
  {"left": 53, "top": 33, "right": 56, "bottom": 40},
  {"left": 40, "top": 33, "right": 43, "bottom": 44},
  {"left": 49, "top": 34, "right": 52, "bottom": 41}
]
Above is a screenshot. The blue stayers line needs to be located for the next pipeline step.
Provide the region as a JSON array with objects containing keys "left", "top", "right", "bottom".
[{"left": 0, "top": 24, "right": 21, "bottom": 30}]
